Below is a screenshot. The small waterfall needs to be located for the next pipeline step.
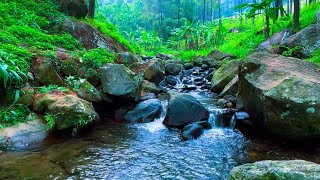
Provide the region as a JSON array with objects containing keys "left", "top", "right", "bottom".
[
  {"left": 141, "top": 101, "right": 168, "bottom": 133},
  {"left": 229, "top": 115, "right": 236, "bottom": 129}
]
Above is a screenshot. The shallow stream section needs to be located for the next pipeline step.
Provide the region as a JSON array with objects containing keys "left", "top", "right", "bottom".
[{"left": 0, "top": 92, "right": 319, "bottom": 179}]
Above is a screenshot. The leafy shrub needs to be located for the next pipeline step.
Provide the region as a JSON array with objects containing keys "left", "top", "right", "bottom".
[{"left": 81, "top": 48, "right": 115, "bottom": 68}]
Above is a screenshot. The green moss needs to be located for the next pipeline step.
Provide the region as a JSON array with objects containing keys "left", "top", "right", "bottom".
[{"left": 306, "top": 49, "right": 320, "bottom": 67}]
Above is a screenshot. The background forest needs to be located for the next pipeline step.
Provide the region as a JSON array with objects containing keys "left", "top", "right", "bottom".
[{"left": 97, "top": 0, "right": 320, "bottom": 60}]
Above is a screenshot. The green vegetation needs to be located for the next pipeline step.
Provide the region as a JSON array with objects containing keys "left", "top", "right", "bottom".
[
  {"left": 306, "top": 49, "right": 320, "bottom": 67},
  {"left": 82, "top": 48, "right": 115, "bottom": 68},
  {"left": 38, "top": 85, "right": 69, "bottom": 94}
]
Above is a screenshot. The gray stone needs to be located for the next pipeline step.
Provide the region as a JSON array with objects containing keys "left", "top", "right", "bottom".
[
  {"left": 237, "top": 52, "right": 320, "bottom": 140},
  {"left": 163, "top": 93, "right": 209, "bottom": 128},
  {"left": 229, "top": 160, "right": 320, "bottom": 180},
  {"left": 124, "top": 99, "right": 162, "bottom": 123},
  {"left": 101, "top": 64, "right": 143, "bottom": 101}
]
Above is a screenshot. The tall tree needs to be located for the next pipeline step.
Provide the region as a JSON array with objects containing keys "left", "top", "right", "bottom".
[
  {"left": 88, "top": 0, "right": 95, "bottom": 18},
  {"left": 293, "top": 0, "right": 300, "bottom": 30}
]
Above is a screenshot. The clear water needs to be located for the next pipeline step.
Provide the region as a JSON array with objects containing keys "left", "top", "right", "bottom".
[{"left": 0, "top": 92, "right": 319, "bottom": 179}]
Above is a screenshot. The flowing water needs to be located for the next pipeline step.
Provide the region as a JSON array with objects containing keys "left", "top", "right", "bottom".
[{"left": 0, "top": 92, "right": 319, "bottom": 179}]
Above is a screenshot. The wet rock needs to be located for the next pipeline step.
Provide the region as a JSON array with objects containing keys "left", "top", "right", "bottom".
[
  {"left": 211, "top": 60, "right": 240, "bottom": 93},
  {"left": 140, "top": 93, "right": 157, "bottom": 101},
  {"left": 124, "top": 99, "right": 162, "bottom": 123},
  {"left": 182, "top": 70, "right": 192, "bottom": 76},
  {"left": 156, "top": 53, "right": 174, "bottom": 60},
  {"left": 31, "top": 57, "right": 64, "bottom": 86},
  {"left": 203, "top": 59, "right": 220, "bottom": 68},
  {"left": 238, "top": 52, "right": 320, "bottom": 140},
  {"left": 280, "top": 24, "right": 320, "bottom": 57},
  {"left": 182, "top": 85, "right": 197, "bottom": 91},
  {"left": 181, "top": 123, "right": 204, "bottom": 140},
  {"left": 229, "top": 160, "right": 320, "bottom": 180},
  {"left": 62, "top": 18, "right": 128, "bottom": 52},
  {"left": 33, "top": 92, "right": 99, "bottom": 131},
  {"left": 163, "top": 93, "right": 209, "bottom": 128},
  {"left": 196, "top": 121, "right": 212, "bottom": 129},
  {"left": 258, "top": 29, "right": 294, "bottom": 51},
  {"left": 184, "top": 63, "right": 194, "bottom": 70},
  {"left": 101, "top": 64, "right": 143, "bottom": 101},
  {"left": 59, "top": 0, "right": 88, "bottom": 18},
  {"left": 0, "top": 114, "right": 47, "bottom": 150},
  {"left": 201, "top": 64, "right": 210, "bottom": 70},
  {"left": 144, "top": 60, "right": 165, "bottom": 85},
  {"left": 142, "top": 80, "right": 160, "bottom": 95},
  {"left": 165, "top": 63, "right": 183, "bottom": 76},
  {"left": 217, "top": 99, "right": 229, "bottom": 108},
  {"left": 223, "top": 95, "right": 237, "bottom": 105},
  {"left": 166, "top": 76, "right": 178, "bottom": 86},
  {"left": 206, "top": 50, "right": 236, "bottom": 61},
  {"left": 235, "top": 112, "right": 249, "bottom": 120}
]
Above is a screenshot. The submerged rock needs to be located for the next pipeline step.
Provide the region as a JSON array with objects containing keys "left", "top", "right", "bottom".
[
  {"left": 101, "top": 64, "right": 143, "bottom": 101},
  {"left": 163, "top": 93, "right": 209, "bottom": 128},
  {"left": 229, "top": 160, "right": 320, "bottom": 180},
  {"left": 238, "top": 52, "right": 320, "bottom": 140},
  {"left": 181, "top": 123, "right": 204, "bottom": 140},
  {"left": 124, "top": 99, "right": 162, "bottom": 123}
]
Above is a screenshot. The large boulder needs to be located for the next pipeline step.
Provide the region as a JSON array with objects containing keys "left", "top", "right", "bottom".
[
  {"left": 165, "top": 63, "right": 183, "bottom": 76},
  {"left": 123, "top": 99, "right": 162, "bottom": 123},
  {"left": 31, "top": 57, "right": 64, "bottom": 86},
  {"left": 59, "top": 0, "right": 88, "bottom": 18},
  {"left": 116, "top": 52, "right": 139, "bottom": 65},
  {"left": 229, "top": 160, "right": 320, "bottom": 180},
  {"left": 238, "top": 52, "right": 320, "bottom": 140},
  {"left": 206, "top": 50, "right": 236, "bottom": 61},
  {"left": 73, "top": 80, "right": 102, "bottom": 103},
  {"left": 163, "top": 93, "right": 209, "bottom": 128},
  {"left": 211, "top": 60, "right": 240, "bottom": 93},
  {"left": 33, "top": 92, "right": 99, "bottom": 131},
  {"left": 280, "top": 24, "right": 320, "bottom": 57},
  {"left": 0, "top": 114, "right": 47, "bottom": 150},
  {"left": 219, "top": 75, "right": 239, "bottom": 97},
  {"left": 143, "top": 60, "right": 165, "bottom": 85},
  {"left": 101, "top": 64, "right": 143, "bottom": 101},
  {"left": 258, "top": 29, "right": 294, "bottom": 51},
  {"left": 62, "top": 18, "right": 128, "bottom": 53}
]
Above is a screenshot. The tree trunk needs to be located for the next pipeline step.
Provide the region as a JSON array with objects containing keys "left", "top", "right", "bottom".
[
  {"left": 88, "top": 0, "right": 95, "bottom": 18},
  {"left": 265, "top": 9, "right": 270, "bottom": 38},
  {"left": 293, "top": 0, "right": 300, "bottom": 31}
]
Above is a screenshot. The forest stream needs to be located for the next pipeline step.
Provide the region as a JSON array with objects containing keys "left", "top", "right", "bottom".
[{"left": 1, "top": 90, "right": 320, "bottom": 179}]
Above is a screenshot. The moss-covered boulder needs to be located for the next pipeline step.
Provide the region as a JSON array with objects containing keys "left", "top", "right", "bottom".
[
  {"left": 59, "top": 0, "right": 88, "bottom": 18},
  {"left": 33, "top": 92, "right": 99, "bottom": 131},
  {"left": 211, "top": 60, "right": 240, "bottom": 93},
  {"left": 280, "top": 24, "right": 320, "bottom": 57},
  {"left": 229, "top": 160, "right": 320, "bottom": 180},
  {"left": 238, "top": 52, "right": 320, "bottom": 140},
  {"left": 101, "top": 64, "right": 143, "bottom": 101},
  {"left": 31, "top": 57, "right": 64, "bottom": 86},
  {"left": 73, "top": 80, "right": 102, "bottom": 103},
  {"left": 62, "top": 18, "right": 128, "bottom": 53}
]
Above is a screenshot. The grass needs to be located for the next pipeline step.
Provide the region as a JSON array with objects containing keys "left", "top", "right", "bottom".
[{"left": 306, "top": 49, "right": 320, "bottom": 67}]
